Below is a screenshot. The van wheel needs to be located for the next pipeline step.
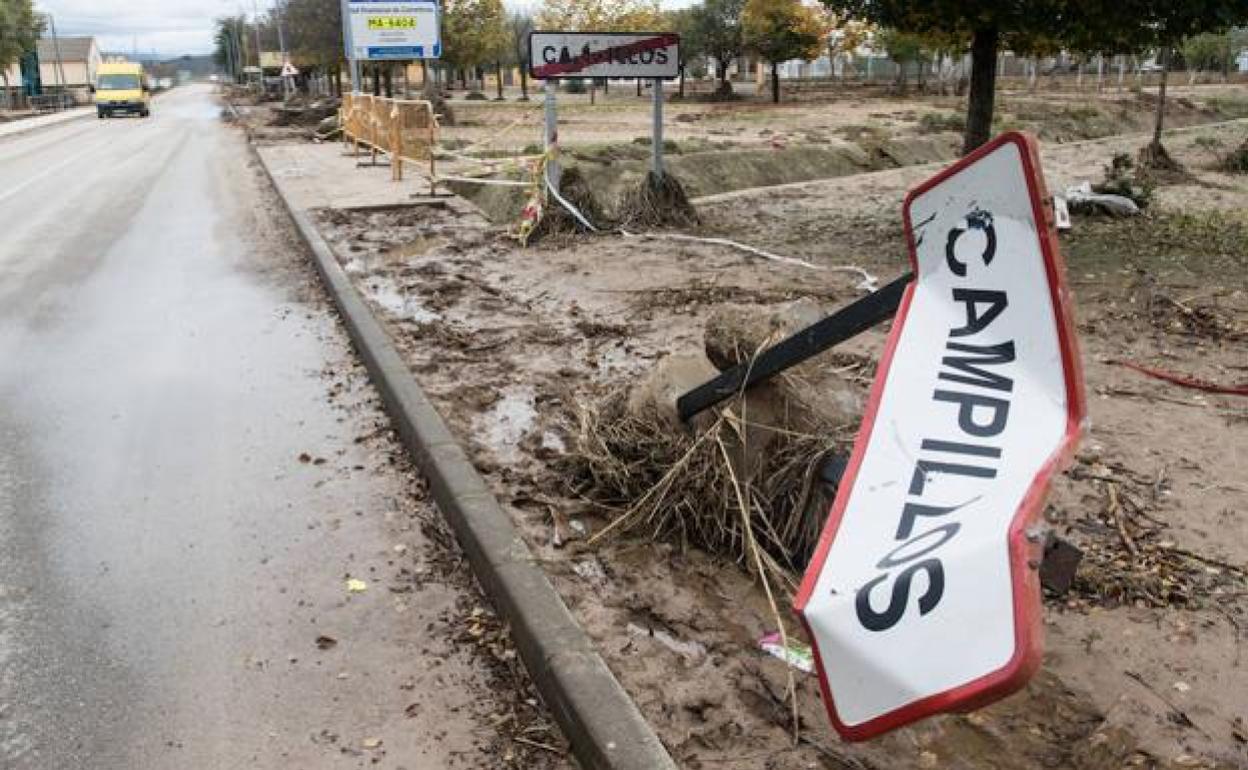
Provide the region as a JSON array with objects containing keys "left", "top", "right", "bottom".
[{"left": 141, "top": 110, "right": 150, "bottom": 118}]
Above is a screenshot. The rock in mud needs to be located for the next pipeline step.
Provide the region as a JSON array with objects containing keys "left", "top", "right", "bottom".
[{"left": 703, "top": 298, "right": 823, "bottom": 372}]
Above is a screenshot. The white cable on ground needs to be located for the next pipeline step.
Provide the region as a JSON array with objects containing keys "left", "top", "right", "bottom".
[
  {"left": 537, "top": 166, "right": 877, "bottom": 291},
  {"left": 618, "top": 230, "right": 878, "bottom": 290},
  {"left": 545, "top": 166, "right": 601, "bottom": 233},
  {"left": 436, "top": 175, "right": 533, "bottom": 187}
]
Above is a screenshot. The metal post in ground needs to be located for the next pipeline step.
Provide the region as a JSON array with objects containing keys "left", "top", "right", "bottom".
[
  {"left": 651, "top": 77, "right": 663, "bottom": 179},
  {"left": 339, "top": 0, "right": 361, "bottom": 93},
  {"left": 428, "top": 104, "right": 437, "bottom": 197},
  {"left": 392, "top": 103, "right": 402, "bottom": 182},
  {"left": 543, "top": 79, "right": 560, "bottom": 191}
]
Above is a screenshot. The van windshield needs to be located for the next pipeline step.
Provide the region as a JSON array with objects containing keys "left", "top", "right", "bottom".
[{"left": 98, "top": 74, "right": 140, "bottom": 90}]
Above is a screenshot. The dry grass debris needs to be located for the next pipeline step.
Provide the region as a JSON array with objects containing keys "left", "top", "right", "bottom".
[
  {"left": 560, "top": 382, "right": 852, "bottom": 589},
  {"left": 617, "top": 171, "right": 700, "bottom": 229}
]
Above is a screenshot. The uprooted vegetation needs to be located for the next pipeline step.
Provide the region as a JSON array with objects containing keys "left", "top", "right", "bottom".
[
  {"left": 1220, "top": 137, "right": 1248, "bottom": 172},
  {"left": 1092, "top": 152, "right": 1156, "bottom": 209},
  {"left": 447, "top": 134, "right": 960, "bottom": 226},
  {"left": 560, "top": 302, "right": 866, "bottom": 586}
]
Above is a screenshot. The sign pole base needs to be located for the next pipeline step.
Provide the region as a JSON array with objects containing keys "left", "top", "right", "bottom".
[
  {"left": 652, "top": 77, "right": 663, "bottom": 179},
  {"left": 544, "top": 79, "right": 560, "bottom": 191}
]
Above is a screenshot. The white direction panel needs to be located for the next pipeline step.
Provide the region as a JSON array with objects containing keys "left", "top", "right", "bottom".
[
  {"left": 795, "top": 132, "right": 1086, "bottom": 741},
  {"left": 344, "top": 0, "right": 440, "bottom": 61},
  {"left": 529, "top": 31, "right": 680, "bottom": 79}
]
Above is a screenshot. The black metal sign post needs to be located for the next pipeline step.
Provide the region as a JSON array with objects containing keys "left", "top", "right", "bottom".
[{"left": 676, "top": 273, "right": 914, "bottom": 423}]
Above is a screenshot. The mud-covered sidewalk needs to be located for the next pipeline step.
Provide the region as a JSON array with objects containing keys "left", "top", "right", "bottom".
[{"left": 256, "top": 117, "right": 1248, "bottom": 769}]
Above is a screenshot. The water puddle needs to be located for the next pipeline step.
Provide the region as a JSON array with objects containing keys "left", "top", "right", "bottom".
[
  {"left": 367, "top": 278, "right": 440, "bottom": 323},
  {"left": 479, "top": 386, "right": 537, "bottom": 463},
  {"left": 626, "top": 622, "right": 707, "bottom": 663}
]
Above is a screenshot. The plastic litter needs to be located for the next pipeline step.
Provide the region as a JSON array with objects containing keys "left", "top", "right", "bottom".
[
  {"left": 759, "top": 631, "right": 815, "bottom": 673},
  {"left": 1065, "top": 181, "right": 1140, "bottom": 217}
]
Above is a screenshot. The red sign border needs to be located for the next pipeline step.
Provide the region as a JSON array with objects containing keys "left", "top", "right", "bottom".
[
  {"left": 793, "top": 131, "right": 1087, "bottom": 741},
  {"left": 526, "top": 30, "right": 683, "bottom": 79}
]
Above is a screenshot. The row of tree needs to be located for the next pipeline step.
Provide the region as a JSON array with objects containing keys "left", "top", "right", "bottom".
[
  {"left": 0, "top": 0, "right": 41, "bottom": 96},
  {"left": 823, "top": 0, "right": 1248, "bottom": 154},
  {"left": 209, "top": 0, "right": 1247, "bottom": 157}
]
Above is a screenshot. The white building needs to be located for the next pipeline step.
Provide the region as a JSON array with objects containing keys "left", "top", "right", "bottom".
[{"left": 3, "top": 36, "right": 102, "bottom": 104}]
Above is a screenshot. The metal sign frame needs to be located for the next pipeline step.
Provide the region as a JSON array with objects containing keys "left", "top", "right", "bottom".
[
  {"left": 795, "top": 131, "right": 1086, "bottom": 741},
  {"left": 528, "top": 29, "right": 681, "bottom": 193},
  {"left": 528, "top": 31, "right": 680, "bottom": 80}
]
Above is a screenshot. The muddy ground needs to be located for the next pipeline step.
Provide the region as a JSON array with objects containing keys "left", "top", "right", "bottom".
[
  {"left": 265, "top": 85, "right": 1248, "bottom": 769},
  {"left": 245, "top": 151, "right": 572, "bottom": 769}
]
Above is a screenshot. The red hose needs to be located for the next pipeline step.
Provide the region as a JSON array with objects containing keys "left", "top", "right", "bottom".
[{"left": 1109, "top": 359, "right": 1248, "bottom": 396}]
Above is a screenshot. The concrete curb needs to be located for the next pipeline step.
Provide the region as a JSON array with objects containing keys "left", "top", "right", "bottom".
[
  {"left": 250, "top": 142, "right": 678, "bottom": 770},
  {"left": 0, "top": 108, "right": 93, "bottom": 142}
]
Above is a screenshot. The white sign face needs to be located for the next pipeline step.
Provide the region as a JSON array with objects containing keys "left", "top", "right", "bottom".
[
  {"left": 795, "top": 132, "right": 1085, "bottom": 741},
  {"left": 529, "top": 32, "right": 679, "bottom": 79},
  {"left": 344, "top": 0, "right": 440, "bottom": 61}
]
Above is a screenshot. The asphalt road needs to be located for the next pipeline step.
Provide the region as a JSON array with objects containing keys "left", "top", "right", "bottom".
[{"left": 0, "top": 85, "right": 527, "bottom": 768}]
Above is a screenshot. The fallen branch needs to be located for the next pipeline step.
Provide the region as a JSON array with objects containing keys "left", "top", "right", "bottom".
[{"left": 1107, "top": 483, "right": 1138, "bottom": 557}]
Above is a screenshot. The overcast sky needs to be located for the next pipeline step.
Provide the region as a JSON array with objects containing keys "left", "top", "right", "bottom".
[{"left": 36, "top": 0, "right": 697, "bottom": 58}]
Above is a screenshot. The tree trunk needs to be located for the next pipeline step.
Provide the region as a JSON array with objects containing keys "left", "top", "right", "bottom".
[
  {"left": 679, "top": 64, "right": 685, "bottom": 99},
  {"left": 963, "top": 26, "right": 1000, "bottom": 155},
  {"left": 383, "top": 65, "right": 393, "bottom": 98},
  {"left": 718, "top": 60, "right": 728, "bottom": 93},
  {"left": 1152, "top": 47, "right": 1170, "bottom": 150},
  {"left": 372, "top": 65, "right": 381, "bottom": 96},
  {"left": 496, "top": 62, "right": 504, "bottom": 100},
  {"left": 771, "top": 61, "right": 779, "bottom": 103},
  {"left": 519, "top": 66, "right": 528, "bottom": 100},
  {"left": 636, "top": 79, "right": 642, "bottom": 97}
]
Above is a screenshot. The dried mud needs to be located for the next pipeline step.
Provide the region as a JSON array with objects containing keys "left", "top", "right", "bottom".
[{"left": 310, "top": 110, "right": 1248, "bottom": 768}]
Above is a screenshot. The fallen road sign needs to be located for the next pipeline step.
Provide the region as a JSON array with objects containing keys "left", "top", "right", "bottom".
[
  {"left": 528, "top": 31, "right": 679, "bottom": 80},
  {"left": 795, "top": 132, "right": 1086, "bottom": 741}
]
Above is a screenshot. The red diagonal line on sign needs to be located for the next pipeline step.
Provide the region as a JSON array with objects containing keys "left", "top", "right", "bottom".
[{"left": 532, "top": 34, "right": 677, "bottom": 78}]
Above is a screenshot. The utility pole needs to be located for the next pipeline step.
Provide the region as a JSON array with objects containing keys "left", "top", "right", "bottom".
[
  {"left": 273, "top": 0, "right": 291, "bottom": 97},
  {"left": 274, "top": 0, "right": 287, "bottom": 61},
  {"left": 44, "top": 13, "right": 69, "bottom": 109},
  {"left": 252, "top": 0, "right": 263, "bottom": 67}
]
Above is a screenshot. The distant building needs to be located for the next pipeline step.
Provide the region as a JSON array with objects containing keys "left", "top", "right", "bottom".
[
  {"left": 3, "top": 36, "right": 102, "bottom": 105},
  {"left": 1238, "top": 49, "right": 1248, "bottom": 74}
]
